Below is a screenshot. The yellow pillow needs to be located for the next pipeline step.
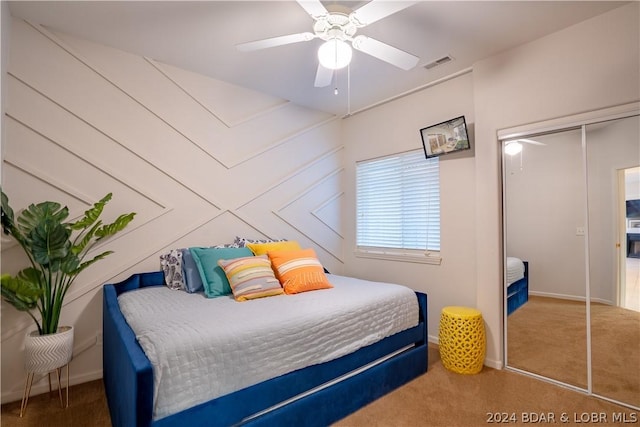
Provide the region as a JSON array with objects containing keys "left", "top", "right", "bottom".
[
  {"left": 246, "top": 240, "right": 301, "bottom": 256},
  {"left": 267, "top": 248, "right": 333, "bottom": 295}
]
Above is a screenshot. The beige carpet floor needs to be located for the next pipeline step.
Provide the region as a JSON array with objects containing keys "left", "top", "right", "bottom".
[
  {"left": 2, "top": 344, "right": 638, "bottom": 427},
  {"left": 336, "top": 346, "right": 638, "bottom": 427},
  {"left": 507, "top": 296, "right": 640, "bottom": 408},
  {"left": 507, "top": 296, "right": 589, "bottom": 388},
  {"left": 590, "top": 301, "right": 640, "bottom": 407}
]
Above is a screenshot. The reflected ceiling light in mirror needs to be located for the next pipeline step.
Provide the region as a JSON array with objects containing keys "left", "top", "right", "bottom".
[{"left": 505, "top": 141, "right": 523, "bottom": 156}]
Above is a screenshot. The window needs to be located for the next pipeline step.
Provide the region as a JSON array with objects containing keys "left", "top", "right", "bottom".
[{"left": 356, "top": 149, "right": 441, "bottom": 264}]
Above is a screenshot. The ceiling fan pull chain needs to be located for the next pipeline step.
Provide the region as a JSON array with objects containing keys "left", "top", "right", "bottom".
[{"left": 347, "top": 64, "right": 351, "bottom": 115}]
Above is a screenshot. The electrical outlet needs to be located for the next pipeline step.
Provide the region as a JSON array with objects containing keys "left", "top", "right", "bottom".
[{"left": 576, "top": 227, "right": 585, "bottom": 236}]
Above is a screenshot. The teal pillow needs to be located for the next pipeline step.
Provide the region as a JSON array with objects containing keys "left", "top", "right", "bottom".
[{"left": 190, "top": 247, "right": 252, "bottom": 298}]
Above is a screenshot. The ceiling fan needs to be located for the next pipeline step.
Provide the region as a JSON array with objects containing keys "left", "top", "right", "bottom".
[{"left": 236, "top": 0, "right": 420, "bottom": 88}]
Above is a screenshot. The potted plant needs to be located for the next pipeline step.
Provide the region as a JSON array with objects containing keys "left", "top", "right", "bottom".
[{"left": 0, "top": 189, "right": 135, "bottom": 383}]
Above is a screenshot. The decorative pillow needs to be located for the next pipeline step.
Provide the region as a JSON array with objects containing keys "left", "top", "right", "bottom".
[
  {"left": 181, "top": 248, "right": 205, "bottom": 293},
  {"left": 190, "top": 247, "right": 253, "bottom": 298},
  {"left": 246, "top": 240, "right": 301, "bottom": 256},
  {"left": 159, "top": 249, "right": 184, "bottom": 290},
  {"left": 218, "top": 255, "right": 284, "bottom": 301},
  {"left": 213, "top": 242, "right": 241, "bottom": 249},
  {"left": 233, "top": 236, "right": 287, "bottom": 248},
  {"left": 267, "top": 248, "right": 333, "bottom": 294}
]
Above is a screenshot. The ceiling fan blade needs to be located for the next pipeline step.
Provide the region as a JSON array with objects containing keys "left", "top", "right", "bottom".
[
  {"left": 237, "top": 32, "right": 315, "bottom": 51},
  {"left": 296, "top": 0, "right": 328, "bottom": 19},
  {"left": 351, "top": 35, "right": 419, "bottom": 70},
  {"left": 314, "top": 64, "right": 333, "bottom": 87},
  {"left": 350, "top": 1, "right": 418, "bottom": 26}
]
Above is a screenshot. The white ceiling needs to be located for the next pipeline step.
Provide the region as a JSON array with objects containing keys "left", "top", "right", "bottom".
[{"left": 8, "top": 1, "right": 627, "bottom": 116}]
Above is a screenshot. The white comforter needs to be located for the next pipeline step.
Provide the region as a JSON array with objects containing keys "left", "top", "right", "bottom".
[
  {"left": 506, "top": 257, "right": 525, "bottom": 285},
  {"left": 118, "top": 274, "right": 419, "bottom": 420}
]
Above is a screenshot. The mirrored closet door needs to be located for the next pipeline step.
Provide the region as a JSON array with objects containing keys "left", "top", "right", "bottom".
[
  {"left": 503, "top": 127, "right": 589, "bottom": 390},
  {"left": 502, "top": 105, "right": 640, "bottom": 410},
  {"left": 585, "top": 115, "right": 640, "bottom": 408}
]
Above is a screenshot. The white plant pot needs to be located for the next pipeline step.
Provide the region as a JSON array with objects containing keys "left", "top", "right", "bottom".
[{"left": 24, "top": 326, "right": 74, "bottom": 373}]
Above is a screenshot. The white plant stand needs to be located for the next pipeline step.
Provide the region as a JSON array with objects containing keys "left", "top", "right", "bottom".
[{"left": 20, "top": 326, "right": 74, "bottom": 417}]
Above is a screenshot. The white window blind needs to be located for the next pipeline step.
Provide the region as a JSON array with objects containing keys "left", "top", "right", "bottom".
[{"left": 356, "top": 150, "right": 440, "bottom": 252}]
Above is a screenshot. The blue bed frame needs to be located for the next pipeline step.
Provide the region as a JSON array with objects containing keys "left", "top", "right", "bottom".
[
  {"left": 507, "top": 261, "right": 528, "bottom": 315},
  {"left": 103, "top": 272, "right": 428, "bottom": 427}
]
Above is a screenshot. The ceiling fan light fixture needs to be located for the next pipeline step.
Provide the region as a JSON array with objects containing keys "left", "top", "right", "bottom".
[
  {"left": 318, "top": 38, "right": 352, "bottom": 70},
  {"left": 504, "top": 141, "right": 523, "bottom": 156}
]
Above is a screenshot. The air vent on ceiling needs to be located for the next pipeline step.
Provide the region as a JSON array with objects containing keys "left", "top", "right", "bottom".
[{"left": 424, "top": 55, "right": 453, "bottom": 70}]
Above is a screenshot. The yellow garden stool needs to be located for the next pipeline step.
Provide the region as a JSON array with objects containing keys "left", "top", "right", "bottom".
[{"left": 438, "top": 306, "right": 486, "bottom": 374}]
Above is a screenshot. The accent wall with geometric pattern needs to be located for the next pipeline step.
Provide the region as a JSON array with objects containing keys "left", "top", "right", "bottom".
[{"left": 1, "top": 18, "right": 344, "bottom": 402}]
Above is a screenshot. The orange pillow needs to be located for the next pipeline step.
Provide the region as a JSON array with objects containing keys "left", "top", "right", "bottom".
[{"left": 267, "top": 248, "right": 333, "bottom": 294}]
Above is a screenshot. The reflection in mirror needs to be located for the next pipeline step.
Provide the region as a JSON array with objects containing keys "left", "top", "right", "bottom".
[
  {"left": 586, "top": 115, "right": 640, "bottom": 408},
  {"left": 505, "top": 128, "right": 588, "bottom": 389}
]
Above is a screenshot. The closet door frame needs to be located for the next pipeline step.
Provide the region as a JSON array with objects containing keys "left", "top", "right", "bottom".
[{"left": 499, "top": 101, "right": 640, "bottom": 408}]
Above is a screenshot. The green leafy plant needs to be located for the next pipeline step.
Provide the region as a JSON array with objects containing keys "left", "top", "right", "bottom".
[{"left": 1, "top": 189, "right": 135, "bottom": 335}]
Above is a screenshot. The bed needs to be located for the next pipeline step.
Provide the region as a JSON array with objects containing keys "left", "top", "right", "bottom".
[
  {"left": 506, "top": 257, "right": 528, "bottom": 315},
  {"left": 103, "top": 271, "right": 428, "bottom": 427}
]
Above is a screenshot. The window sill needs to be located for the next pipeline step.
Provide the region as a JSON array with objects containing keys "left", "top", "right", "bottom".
[{"left": 354, "top": 249, "right": 442, "bottom": 265}]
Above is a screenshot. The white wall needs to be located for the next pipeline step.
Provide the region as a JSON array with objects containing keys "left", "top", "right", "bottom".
[
  {"left": 342, "top": 72, "right": 477, "bottom": 346},
  {"left": 0, "top": 19, "right": 344, "bottom": 403},
  {"left": 474, "top": 2, "right": 639, "bottom": 364},
  {"left": 626, "top": 168, "right": 640, "bottom": 202},
  {"left": 0, "top": 0, "right": 11, "bottom": 401},
  {"left": 1, "top": 1, "right": 10, "bottom": 189}
]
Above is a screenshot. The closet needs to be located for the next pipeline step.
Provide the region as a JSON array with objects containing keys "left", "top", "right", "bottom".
[{"left": 501, "top": 103, "right": 640, "bottom": 410}]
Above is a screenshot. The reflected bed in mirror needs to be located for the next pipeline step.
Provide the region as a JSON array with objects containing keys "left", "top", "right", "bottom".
[{"left": 506, "top": 257, "right": 528, "bottom": 315}]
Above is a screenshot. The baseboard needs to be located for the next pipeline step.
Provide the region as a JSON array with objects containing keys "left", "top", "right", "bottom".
[
  {"left": 429, "top": 334, "right": 503, "bottom": 370},
  {"left": 529, "top": 291, "right": 585, "bottom": 302},
  {"left": 529, "top": 291, "right": 613, "bottom": 306},
  {"left": 590, "top": 297, "right": 614, "bottom": 305},
  {"left": 1, "top": 368, "right": 103, "bottom": 404},
  {"left": 484, "top": 358, "right": 503, "bottom": 369}
]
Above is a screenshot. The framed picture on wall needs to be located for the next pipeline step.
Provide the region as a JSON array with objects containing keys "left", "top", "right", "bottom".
[{"left": 420, "top": 116, "right": 470, "bottom": 159}]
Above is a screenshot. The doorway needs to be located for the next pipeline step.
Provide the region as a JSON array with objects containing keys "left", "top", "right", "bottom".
[{"left": 621, "top": 166, "right": 640, "bottom": 311}]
